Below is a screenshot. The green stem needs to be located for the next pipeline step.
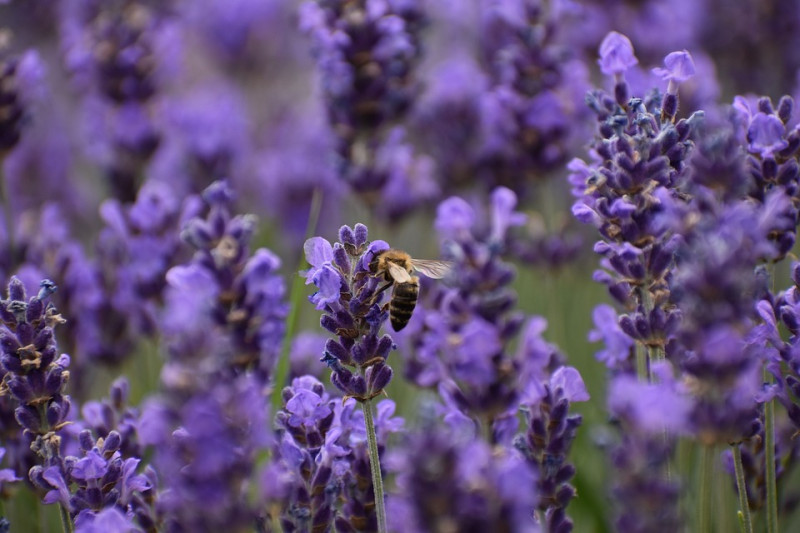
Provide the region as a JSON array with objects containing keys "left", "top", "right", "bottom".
[
  {"left": 732, "top": 444, "right": 754, "bottom": 533},
  {"left": 765, "top": 398, "right": 778, "bottom": 533},
  {"left": 698, "top": 444, "right": 714, "bottom": 533},
  {"left": 59, "top": 505, "right": 73, "bottom": 533},
  {"left": 270, "top": 188, "right": 323, "bottom": 412},
  {"left": 363, "top": 399, "right": 387, "bottom": 533},
  {"left": 635, "top": 343, "right": 648, "bottom": 382}
]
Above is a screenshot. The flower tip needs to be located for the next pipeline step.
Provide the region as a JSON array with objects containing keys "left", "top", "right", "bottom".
[
  {"left": 597, "top": 31, "right": 638, "bottom": 75},
  {"left": 652, "top": 49, "right": 696, "bottom": 83}
]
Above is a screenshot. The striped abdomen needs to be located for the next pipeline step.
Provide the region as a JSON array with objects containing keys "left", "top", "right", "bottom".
[{"left": 389, "top": 279, "right": 419, "bottom": 331}]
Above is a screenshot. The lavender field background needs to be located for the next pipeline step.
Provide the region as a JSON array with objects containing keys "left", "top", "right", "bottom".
[{"left": 2, "top": 0, "right": 800, "bottom": 532}]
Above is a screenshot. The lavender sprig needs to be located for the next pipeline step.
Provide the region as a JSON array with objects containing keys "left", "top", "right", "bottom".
[
  {"left": 571, "top": 37, "right": 701, "bottom": 377},
  {"left": 139, "top": 181, "right": 281, "bottom": 532},
  {"left": 304, "top": 223, "right": 395, "bottom": 532},
  {"left": 60, "top": 0, "right": 166, "bottom": 202},
  {"left": 514, "top": 366, "right": 589, "bottom": 532},
  {"left": 386, "top": 405, "right": 539, "bottom": 533},
  {"left": 300, "top": 0, "right": 436, "bottom": 218}
]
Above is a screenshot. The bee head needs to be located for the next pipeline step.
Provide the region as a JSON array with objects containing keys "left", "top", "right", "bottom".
[{"left": 368, "top": 250, "right": 383, "bottom": 274}]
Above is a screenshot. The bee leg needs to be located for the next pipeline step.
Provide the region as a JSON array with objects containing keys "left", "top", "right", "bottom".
[{"left": 370, "top": 282, "right": 393, "bottom": 305}]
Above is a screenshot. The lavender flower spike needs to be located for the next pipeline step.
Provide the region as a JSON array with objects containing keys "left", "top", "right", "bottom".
[
  {"left": 304, "top": 223, "right": 396, "bottom": 532},
  {"left": 304, "top": 224, "right": 394, "bottom": 402}
]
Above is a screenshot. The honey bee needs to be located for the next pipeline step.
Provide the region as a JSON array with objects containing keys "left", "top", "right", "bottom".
[{"left": 369, "top": 249, "right": 453, "bottom": 331}]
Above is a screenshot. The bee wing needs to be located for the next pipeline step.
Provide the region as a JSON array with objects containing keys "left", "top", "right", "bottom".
[
  {"left": 411, "top": 259, "right": 454, "bottom": 279},
  {"left": 386, "top": 261, "right": 413, "bottom": 283}
]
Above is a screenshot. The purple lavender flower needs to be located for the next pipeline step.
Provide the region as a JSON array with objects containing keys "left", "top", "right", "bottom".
[
  {"left": 304, "top": 223, "right": 394, "bottom": 402},
  {"left": 263, "top": 375, "right": 339, "bottom": 532},
  {"left": 386, "top": 407, "right": 538, "bottom": 533},
  {"left": 163, "top": 180, "right": 287, "bottom": 383},
  {"left": 607, "top": 362, "right": 690, "bottom": 532},
  {"left": 730, "top": 95, "right": 800, "bottom": 259},
  {"left": 514, "top": 357, "right": 589, "bottom": 533},
  {"left": 265, "top": 376, "right": 404, "bottom": 532},
  {"left": 598, "top": 31, "right": 638, "bottom": 77},
  {"left": 138, "top": 181, "right": 281, "bottom": 532},
  {"left": 300, "top": 0, "right": 435, "bottom": 218},
  {"left": 59, "top": 0, "right": 171, "bottom": 202},
  {"left": 469, "top": 0, "right": 591, "bottom": 197},
  {"left": 0, "top": 277, "right": 69, "bottom": 460},
  {"left": 29, "top": 429, "right": 155, "bottom": 529},
  {"left": 398, "top": 189, "right": 530, "bottom": 432},
  {"left": 571, "top": 45, "right": 702, "bottom": 371}
]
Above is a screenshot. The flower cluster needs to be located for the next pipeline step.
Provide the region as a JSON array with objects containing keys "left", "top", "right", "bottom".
[
  {"left": 60, "top": 0, "right": 167, "bottom": 202},
  {"left": 304, "top": 223, "right": 394, "bottom": 401},
  {"left": 387, "top": 407, "right": 538, "bottom": 533},
  {"left": 571, "top": 36, "right": 701, "bottom": 374},
  {"left": 0, "top": 278, "right": 69, "bottom": 465},
  {"left": 300, "top": 0, "right": 436, "bottom": 219},
  {"left": 163, "top": 180, "right": 287, "bottom": 385},
  {"left": 29, "top": 429, "right": 155, "bottom": 530},
  {"left": 265, "top": 375, "right": 403, "bottom": 532},
  {"left": 476, "top": 0, "right": 590, "bottom": 195}
]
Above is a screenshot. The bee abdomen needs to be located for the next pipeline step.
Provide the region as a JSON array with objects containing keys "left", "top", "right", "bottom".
[{"left": 390, "top": 281, "right": 418, "bottom": 331}]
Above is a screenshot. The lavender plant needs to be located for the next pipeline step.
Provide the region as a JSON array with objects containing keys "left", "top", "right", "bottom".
[
  {"left": 304, "top": 223, "right": 397, "bottom": 531},
  {"left": 7, "top": 2, "right": 800, "bottom": 531},
  {"left": 139, "top": 181, "right": 283, "bottom": 532},
  {"left": 0, "top": 277, "right": 155, "bottom": 531},
  {"left": 572, "top": 33, "right": 703, "bottom": 529},
  {"left": 300, "top": 0, "right": 437, "bottom": 219},
  {"left": 59, "top": 0, "right": 168, "bottom": 202}
]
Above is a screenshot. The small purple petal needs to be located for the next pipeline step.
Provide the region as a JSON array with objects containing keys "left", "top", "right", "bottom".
[{"left": 598, "top": 31, "right": 638, "bottom": 75}]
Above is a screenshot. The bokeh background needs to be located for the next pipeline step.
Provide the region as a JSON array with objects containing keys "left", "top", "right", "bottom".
[{"left": 3, "top": 0, "right": 800, "bottom": 531}]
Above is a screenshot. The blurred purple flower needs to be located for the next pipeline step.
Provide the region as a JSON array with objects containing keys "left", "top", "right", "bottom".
[
  {"left": 653, "top": 50, "right": 696, "bottom": 84},
  {"left": 597, "top": 31, "right": 638, "bottom": 76}
]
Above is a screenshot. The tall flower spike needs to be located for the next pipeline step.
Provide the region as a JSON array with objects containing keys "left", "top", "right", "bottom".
[
  {"left": 60, "top": 0, "right": 169, "bottom": 202},
  {"left": 387, "top": 406, "right": 538, "bottom": 533},
  {"left": 0, "top": 278, "right": 69, "bottom": 462},
  {"left": 475, "top": 0, "right": 591, "bottom": 197},
  {"left": 163, "top": 180, "right": 288, "bottom": 386},
  {"left": 138, "top": 181, "right": 280, "bottom": 532},
  {"left": 304, "top": 223, "right": 394, "bottom": 401},
  {"left": 300, "top": 0, "right": 435, "bottom": 219}
]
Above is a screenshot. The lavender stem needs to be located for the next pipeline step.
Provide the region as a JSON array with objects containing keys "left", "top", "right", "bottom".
[
  {"left": 363, "top": 399, "right": 387, "bottom": 533},
  {"left": 732, "top": 444, "right": 753, "bottom": 533},
  {"left": 59, "top": 505, "right": 73, "bottom": 533},
  {"left": 699, "top": 444, "right": 714, "bottom": 532},
  {"left": 765, "top": 397, "right": 778, "bottom": 533}
]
